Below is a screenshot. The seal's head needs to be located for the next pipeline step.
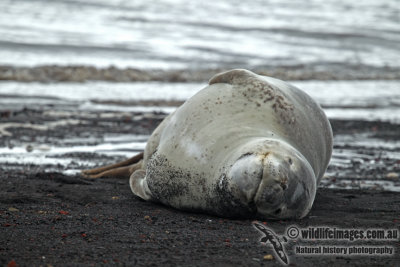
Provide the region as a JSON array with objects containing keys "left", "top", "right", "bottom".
[{"left": 228, "top": 140, "right": 316, "bottom": 219}]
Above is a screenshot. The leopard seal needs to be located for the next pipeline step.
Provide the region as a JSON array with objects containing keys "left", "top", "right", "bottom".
[{"left": 83, "top": 69, "right": 333, "bottom": 219}]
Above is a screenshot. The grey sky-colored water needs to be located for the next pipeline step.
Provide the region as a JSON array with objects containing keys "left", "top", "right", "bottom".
[{"left": 1, "top": 0, "right": 399, "bottom": 70}]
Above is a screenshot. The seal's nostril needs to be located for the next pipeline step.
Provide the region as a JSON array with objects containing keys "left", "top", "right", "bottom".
[
  {"left": 274, "top": 208, "right": 281, "bottom": 215},
  {"left": 280, "top": 176, "right": 288, "bottom": 190},
  {"left": 280, "top": 183, "right": 287, "bottom": 190}
]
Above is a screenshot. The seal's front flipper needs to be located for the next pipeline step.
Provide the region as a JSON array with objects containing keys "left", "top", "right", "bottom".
[
  {"left": 130, "top": 169, "right": 152, "bottom": 201},
  {"left": 82, "top": 152, "right": 143, "bottom": 179}
]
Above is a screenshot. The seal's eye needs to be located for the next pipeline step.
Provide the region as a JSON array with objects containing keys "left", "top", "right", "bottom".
[
  {"left": 288, "top": 158, "right": 293, "bottom": 165},
  {"left": 237, "top": 152, "right": 254, "bottom": 160},
  {"left": 274, "top": 208, "right": 281, "bottom": 215}
]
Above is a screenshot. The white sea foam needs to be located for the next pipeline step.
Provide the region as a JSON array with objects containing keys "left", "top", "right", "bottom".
[{"left": 1, "top": 80, "right": 399, "bottom": 122}]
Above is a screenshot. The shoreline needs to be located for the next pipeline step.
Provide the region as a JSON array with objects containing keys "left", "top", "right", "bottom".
[{"left": 0, "top": 101, "right": 399, "bottom": 191}]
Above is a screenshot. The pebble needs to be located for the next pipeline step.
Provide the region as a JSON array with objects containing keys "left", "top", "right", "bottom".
[
  {"left": 25, "top": 145, "right": 34, "bottom": 152},
  {"left": 8, "top": 207, "right": 19, "bottom": 212},
  {"left": 386, "top": 172, "right": 399, "bottom": 179},
  {"left": 263, "top": 254, "right": 274, "bottom": 260}
]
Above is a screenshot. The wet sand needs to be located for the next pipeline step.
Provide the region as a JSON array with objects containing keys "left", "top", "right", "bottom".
[
  {"left": 0, "top": 103, "right": 399, "bottom": 266},
  {"left": 1, "top": 64, "right": 400, "bottom": 83}
]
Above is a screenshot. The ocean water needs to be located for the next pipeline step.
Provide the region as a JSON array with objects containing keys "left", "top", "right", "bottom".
[{"left": 1, "top": 0, "right": 399, "bottom": 70}]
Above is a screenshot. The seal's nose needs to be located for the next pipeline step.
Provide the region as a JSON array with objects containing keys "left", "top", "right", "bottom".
[{"left": 254, "top": 152, "right": 287, "bottom": 211}]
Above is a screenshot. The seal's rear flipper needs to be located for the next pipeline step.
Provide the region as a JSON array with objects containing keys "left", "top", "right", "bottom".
[{"left": 82, "top": 152, "right": 144, "bottom": 179}]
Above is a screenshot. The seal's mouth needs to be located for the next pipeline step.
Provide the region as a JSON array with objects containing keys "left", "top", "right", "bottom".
[
  {"left": 229, "top": 147, "right": 315, "bottom": 219},
  {"left": 252, "top": 150, "right": 316, "bottom": 219},
  {"left": 254, "top": 170, "right": 316, "bottom": 219}
]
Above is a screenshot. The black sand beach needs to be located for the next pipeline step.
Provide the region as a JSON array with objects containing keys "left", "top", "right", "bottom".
[
  {"left": 1, "top": 0, "right": 400, "bottom": 265},
  {"left": 0, "top": 104, "right": 399, "bottom": 266}
]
